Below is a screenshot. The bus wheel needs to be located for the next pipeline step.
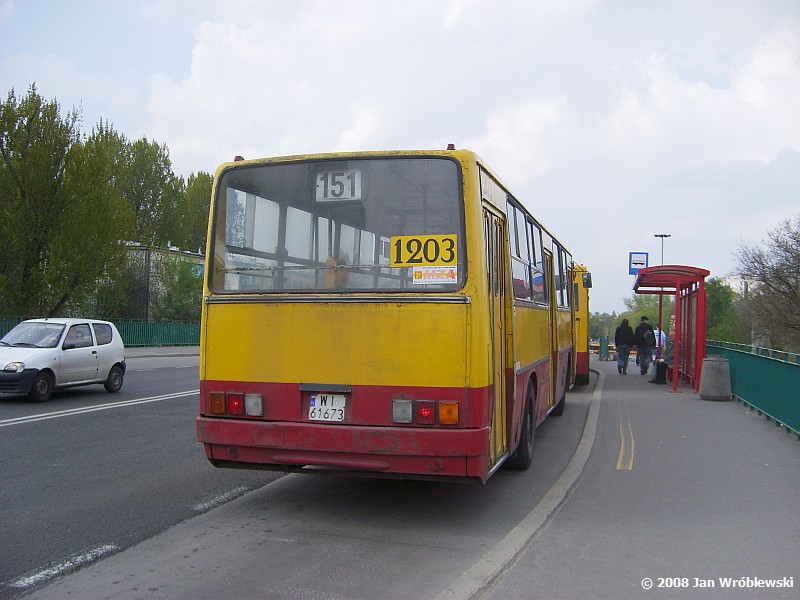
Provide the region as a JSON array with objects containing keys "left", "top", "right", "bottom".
[
  {"left": 29, "top": 371, "right": 54, "bottom": 403},
  {"left": 507, "top": 382, "right": 536, "bottom": 470}
]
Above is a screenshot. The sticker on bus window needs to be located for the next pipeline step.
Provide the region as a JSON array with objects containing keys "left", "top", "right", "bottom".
[
  {"left": 390, "top": 234, "right": 458, "bottom": 267},
  {"left": 315, "top": 169, "right": 362, "bottom": 202},
  {"left": 412, "top": 266, "right": 458, "bottom": 285}
]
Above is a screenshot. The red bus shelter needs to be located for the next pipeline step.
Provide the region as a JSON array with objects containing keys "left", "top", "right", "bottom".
[{"left": 633, "top": 265, "right": 710, "bottom": 393}]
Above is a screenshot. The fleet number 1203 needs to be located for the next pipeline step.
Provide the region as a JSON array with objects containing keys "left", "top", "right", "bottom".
[{"left": 390, "top": 234, "right": 458, "bottom": 267}]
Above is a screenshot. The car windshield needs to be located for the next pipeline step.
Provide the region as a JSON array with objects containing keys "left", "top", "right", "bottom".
[{"left": 0, "top": 322, "right": 65, "bottom": 348}]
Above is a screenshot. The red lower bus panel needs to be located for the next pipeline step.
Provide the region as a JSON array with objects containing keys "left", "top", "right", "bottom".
[
  {"left": 197, "top": 417, "right": 491, "bottom": 480},
  {"left": 576, "top": 351, "right": 589, "bottom": 379}
]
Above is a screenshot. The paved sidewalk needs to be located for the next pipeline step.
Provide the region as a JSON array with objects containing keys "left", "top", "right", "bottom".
[
  {"left": 125, "top": 346, "right": 199, "bottom": 359},
  {"left": 479, "top": 357, "right": 800, "bottom": 599}
]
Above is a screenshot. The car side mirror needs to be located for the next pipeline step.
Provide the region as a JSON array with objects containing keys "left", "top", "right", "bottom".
[
  {"left": 582, "top": 272, "right": 593, "bottom": 288},
  {"left": 63, "top": 343, "right": 75, "bottom": 350}
]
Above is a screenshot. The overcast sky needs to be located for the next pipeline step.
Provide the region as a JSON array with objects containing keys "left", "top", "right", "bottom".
[{"left": 1, "top": 0, "right": 798, "bottom": 314}]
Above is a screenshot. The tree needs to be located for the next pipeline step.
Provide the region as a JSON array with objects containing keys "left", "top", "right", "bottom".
[
  {"left": 705, "top": 277, "right": 750, "bottom": 343},
  {"left": 0, "top": 86, "right": 133, "bottom": 316},
  {"left": 180, "top": 171, "right": 212, "bottom": 253},
  {"left": 150, "top": 258, "right": 203, "bottom": 322},
  {"left": 118, "top": 137, "right": 183, "bottom": 247},
  {"left": 589, "top": 311, "right": 619, "bottom": 339},
  {"left": 735, "top": 213, "right": 800, "bottom": 352},
  {"left": 621, "top": 293, "right": 674, "bottom": 333}
]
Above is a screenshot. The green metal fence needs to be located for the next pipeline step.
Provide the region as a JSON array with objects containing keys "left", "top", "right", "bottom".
[
  {"left": 0, "top": 318, "right": 200, "bottom": 347},
  {"left": 115, "top": 321, "right": 200, "bottom": 346},
  {"left": 707, "top": 340, "right": 800, "bottom": 440}
]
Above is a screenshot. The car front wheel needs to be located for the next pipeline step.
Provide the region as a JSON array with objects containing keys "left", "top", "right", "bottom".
[
  {"left": 29, "top": 371, "right": 54, "bottom": 402},
  {"left": 104, "top": 365, "right": 124, "bottom": 393}
]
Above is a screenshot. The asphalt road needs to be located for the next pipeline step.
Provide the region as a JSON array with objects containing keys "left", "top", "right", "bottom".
[
  {"left": 0, "top": 352, "right": 281, "bottom": 600},
  {"left": 1, "top": 354, "right": 596, "bottom": 599}
]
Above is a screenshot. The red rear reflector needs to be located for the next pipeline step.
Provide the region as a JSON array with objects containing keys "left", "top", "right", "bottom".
[{"left": 228, "top": 392, "right": 245, "bottom": 415}]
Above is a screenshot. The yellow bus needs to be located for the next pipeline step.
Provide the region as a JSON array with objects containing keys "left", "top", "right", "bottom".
[
  {"left": 573, "top": 264, "right": 592, "bottom": 385},
  {"left": 196, "top": 148, "right": 577, "bottom": 483}
]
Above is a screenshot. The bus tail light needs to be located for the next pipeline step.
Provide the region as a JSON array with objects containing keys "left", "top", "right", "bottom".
[
  {"left": 228, "top": 392, "right": 245, "bottom": 415},
  {"left": 207, "top": 391, "right": 264, "bottom": 417},
  {"left": 415, "top": 401, "right": 436, "bottom": 424},
  {"left": 392, "top": 399, "right": 459, "bottom": 425},
  {"left": 209, "top": 392, "right": 226, "bottom": 414}
]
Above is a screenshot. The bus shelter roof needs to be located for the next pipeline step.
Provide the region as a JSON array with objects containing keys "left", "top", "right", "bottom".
[{"left": 633, "top": 265, "right": 711, "bottom": 295}]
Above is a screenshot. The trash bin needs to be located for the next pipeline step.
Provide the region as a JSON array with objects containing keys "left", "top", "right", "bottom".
[
  {"left": 599, "top": 336, "right": 609, "bottom": 361},
  {"left": 699, "top": 355, "right": 732, "bottom": 401}
]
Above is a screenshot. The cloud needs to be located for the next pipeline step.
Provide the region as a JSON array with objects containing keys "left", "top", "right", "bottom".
[
  {"left": 3, "top": 0, "right": 798, "bottom": 312},
  {"left": 464, "top": 97, "right": 570, "bottom": 184},
  {"left": 603, "top": 24, "right": 800, "bottom": 171}
]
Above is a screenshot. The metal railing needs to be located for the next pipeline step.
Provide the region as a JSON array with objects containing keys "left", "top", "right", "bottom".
[
  {"left": 706, "top": 340, "right": 799, "bottom": 440},
  {"left": 0, "top": 318, "right": 200, "bottom": 347}
]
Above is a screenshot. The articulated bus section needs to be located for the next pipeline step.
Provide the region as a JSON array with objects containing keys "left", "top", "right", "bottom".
[
  {"left": 197, "top": 148, "right": 584, "bottom": 483},
  {"left": 573, "top": 264, "right": 592, "bottom": 385}
]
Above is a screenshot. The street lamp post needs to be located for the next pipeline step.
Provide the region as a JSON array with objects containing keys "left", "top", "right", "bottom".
[
  {"left": 652, "top": 233, "right": 671, "bottom": 357},
  {"left": 654, "top": 233, "right": 671, "bottom": 265}
]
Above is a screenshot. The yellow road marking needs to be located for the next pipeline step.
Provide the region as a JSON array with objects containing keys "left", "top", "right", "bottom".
[{"left": 616, "top": 403, "right": 635, "bottom": 470}]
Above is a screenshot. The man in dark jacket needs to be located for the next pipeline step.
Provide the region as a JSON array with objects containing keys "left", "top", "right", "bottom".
[{"left": 634, "top": 315, "right": 656, "bottom": 375}]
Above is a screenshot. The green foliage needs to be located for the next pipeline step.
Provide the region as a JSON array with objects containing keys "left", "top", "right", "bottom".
[
  {"left": 181, "top": 171, "right": 213, "bottom": 253},
  {"left": 118, "top": 137, "right": 184, "bottom": 247},
  {"left": 705, "top": 277, "right": 750, "bottom": 343},
  {"left": 621, "top": 293, "right": 674, "bottom": 333},
  {"left": 589, "top": 312, "right": 619, "bottom": 339},
  {"left": 0, "top": 85, "right": 78, "bottom": 313},
  {"left": 0, "top": 85, "right": 132, "bottom": 316},
  {"left": 0, "top": 83, "right": 214, "bottom": 321},
  {"left": 151, "top": 259, "right": 203, "bottom": 322}
]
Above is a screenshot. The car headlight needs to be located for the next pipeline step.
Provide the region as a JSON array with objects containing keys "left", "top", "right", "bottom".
[{"left": 3, "top": 362, "right": 25, "bottom": 373}]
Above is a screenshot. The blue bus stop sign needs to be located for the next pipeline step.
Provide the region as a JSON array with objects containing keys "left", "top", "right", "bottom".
[{"left": 629, "top": 252, "right": 648, "bottom": 275}]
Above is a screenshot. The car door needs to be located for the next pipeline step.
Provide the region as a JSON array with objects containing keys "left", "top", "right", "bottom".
[{"left": 59, "top": 323, "right": 99, "bottom": 383}]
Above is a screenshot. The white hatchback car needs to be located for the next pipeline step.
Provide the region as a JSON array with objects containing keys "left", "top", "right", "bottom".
[{"left": 0, "top": 318, "right": 126, "bottom": 402}]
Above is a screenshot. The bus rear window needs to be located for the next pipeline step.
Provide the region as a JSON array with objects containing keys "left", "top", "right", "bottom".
[{"left": 210, "top": 157, "right": 465, "bottom": 293}]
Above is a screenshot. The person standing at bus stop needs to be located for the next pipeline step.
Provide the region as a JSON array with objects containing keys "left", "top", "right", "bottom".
[
  {"left": 614, "top": 318, "right": 635, "bottom": 375},
  {"left": 634, "top": 315, "right": 657, "bottom": 375},
  {"left": 653, "top": 324, "right": 667, "bottom": 361}
]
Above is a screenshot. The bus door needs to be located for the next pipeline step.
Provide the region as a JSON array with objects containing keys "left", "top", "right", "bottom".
[
  {"left": 544, "top": 250, "right": 558, "bottom": 411},
  {"left": 483, "top": 207, "right": 508, "bottom": 468}
]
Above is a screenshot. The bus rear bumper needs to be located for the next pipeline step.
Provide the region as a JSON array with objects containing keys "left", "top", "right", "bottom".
[{"left": 196, "top": 416, "right": 492, "bottom": 481}]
